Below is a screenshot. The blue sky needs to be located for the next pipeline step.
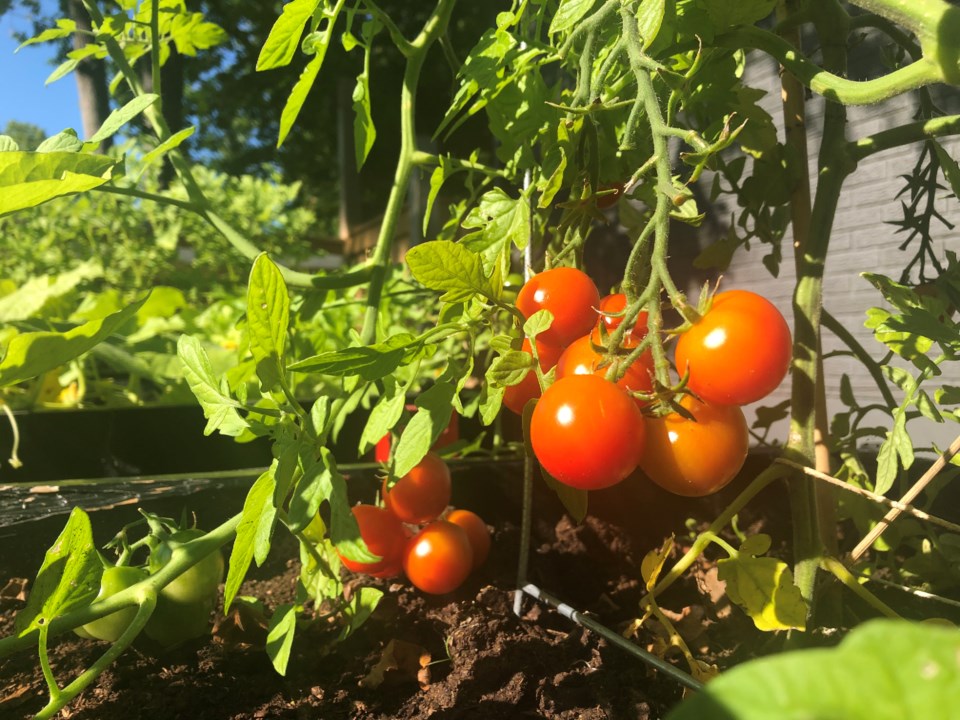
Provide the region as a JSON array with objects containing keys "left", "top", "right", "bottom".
[{"left": 0, "top": 4, "right": 83, "bottom": 138}]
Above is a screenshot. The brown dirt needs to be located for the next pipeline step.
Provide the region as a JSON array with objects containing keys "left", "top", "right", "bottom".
[{"left": 0, "top": 462, "right": 787, "bottom": 720}]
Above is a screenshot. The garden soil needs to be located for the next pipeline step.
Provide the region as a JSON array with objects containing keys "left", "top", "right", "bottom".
[{"left": 0, "top": 460, "right": 788, "bottom": 719}]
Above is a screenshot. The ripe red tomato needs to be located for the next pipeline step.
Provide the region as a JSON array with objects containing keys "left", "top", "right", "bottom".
[
  {"left": 502, "top": 337, "right": 564, "bottom": 415},
  {"left": 403, "top": 521, "right": 473, "bottom": 594},
  {"left": 592, "top": 293, "right": 648, "bottom": 349},
  {"left": 338, "top": 504, "right": 407, "bottom": 578},
  {"left": 639, "top": 396, "right": 748, "bottom": 497},
  {"left": 530, "top": 374, "right": 646, "bottom": 490},
  {"left": 382, "top": 451, "right": 452, "bottom": 524},
  {"left": 556, "top": 334, "right": 654, "bottom": 403},
  {"left": 674, "top": 290, "right": 791, "bottom": 406},
  {"left": 516, "top": 267, "right": 601, "bottom": 347},
  {"left": 445, "top": 509, "right": 490, "bottom": 568}
]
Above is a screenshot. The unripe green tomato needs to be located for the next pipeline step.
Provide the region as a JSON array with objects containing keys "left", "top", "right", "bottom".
[
  {"left": 80, "top": 565, "right": 149, "bottom": 642},
  {"left": 144, "top": 594, "right": 217, "bottom": 649},
  {"left": 148, "top": 529, "right": 225, "bottom": 605}
]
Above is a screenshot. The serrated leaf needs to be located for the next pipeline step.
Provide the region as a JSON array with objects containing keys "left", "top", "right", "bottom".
[
  {"left": 16, "top": 19, "right": 77, "bottom": 50},
  {"left": 224, "top": 465, "right": 278, "bottom": 610},
  {"left": 0, "top": 151, "right": 117, "bottom": 217},
  {"left": 549, "top": 0, "right": 596, "bottom": 34},
  {"left": 461, "top": 187, "right": 531, "bottom": 258},
  {"left": 0, "top": 295, "right": 146, "bottom": 388},
  {"left": 406, "top": 240, "right": 499, "bottom": 302},
  {"left": 668, "top": 620, "right": 960, "bottom": 720},
  {"left": 352, "top": 69, "right": 376, "bottom": 169},
  {"left": 716, "top": 553, "right": 807, "bottom": 631},
  {"left": 36, "top": 129, "right": 83, "bottom": 153},
  {"left": 247, "top": 254, "right": 290, "bottom": 390},
  {"left": 522, "top": 309, "right": 554, "bottom": 340},
  {"left": 89, "top": 94, "right": 159, "bottom": 143},
  {"left": 636, "top": 0, "right": 666, "bottom": 49},
  {"left": 486, "top": 350, "right": 534, "bottom": 387},
  {"left": 256, "top": 0, "right": 321, "bottom": 71},
  {"left": 326, "top": 453, "right": 379, "bottom": 564},
  {"left": 135, "top": 126, "right": 195, "bottom": 181},
  {"left": 266, "top": 603, "right": 297, "bottom": 675},
  {"left": 359, "top": 379, "right": 406, "bottom": 455},
  {"left": 339, "top": 587, "right": 383, "bottom": 641},
  {"left": 14, "top": 507, "right": 100, "bottom": 635},
  {"left": 393, "top": 382, "right": 455, "bottom": 477},
  {"left": 289, "top": 334, "right": 416, "bottom": 380},
  {"left": 177, "top": 335, "right": 249, "bottom": 437},
  {"left": 287, "top": 447, "right": 336, "bottom": 533}
]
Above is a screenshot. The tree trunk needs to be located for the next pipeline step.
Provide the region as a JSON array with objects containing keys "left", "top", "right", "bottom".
[{"left": 68, "top": 0, "right": 111, "bottom": 146}]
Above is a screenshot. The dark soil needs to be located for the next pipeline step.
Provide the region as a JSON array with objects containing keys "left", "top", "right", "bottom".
[{"left": 0, "top": 460, "right": 788, "bottom": 720}]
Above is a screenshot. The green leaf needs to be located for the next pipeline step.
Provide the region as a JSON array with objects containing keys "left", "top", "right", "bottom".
[
  {"left": 89, "top": 94, "right": 159, "bottom": 144},
  {"left": 0, "top": 136, "right": 19, "bottom": 152},
  {"left": 393, "top": 382, "right": 456, "bottom": 477},
  {"left": 636, "top": 0, "right": 667, "bottom": 49},
  {"left": 667, "top": 619, "right": 960, "bottom": 720},
  {"left": 0, "top": 295, "right": 146, "bottom": 388},
  {"left": 716, "top": 543, "right": 807, "bottom": 632},
  {"left": 0, "top": 151, "right": 117, "bottom": 218},
  {"left": 541, "top": 470, "right": 588, "bottom": 523},
  {"left": 16, "top": 19, "right": 77, "bottom": 50},
  {"left": 359, "top": 378, "right": 406, "bottom": 455},
  {"left": 424, "top": 156, "right": 461, "bottom": 235},
  {"left": 339, "top": 587, "right": 382, "bottom": 641},
  {"left": 287, "top": 447, "right": 336, "bottom": 533},
  {"left": 702, "top": 0, "right": 776, "bottom": 29},
  {"left": 487, "top": 349, "right": 534, "bottom": 387},
  {"left": 224, "top": 465, "right": 278, "bottom": 611},
  {"left": 135, "top": 126, "right": 195, "bottom": 181},
  {"left": 289, "top": 334, "right": 416, "bottom": 380},
  {"left": 461, "top": 187, "right": 531, "bottom": 258},
  {"left": 177, "top": 335, "right": 249, "bottom": 437},
  {"left": 326, "top": 453, "right": 379, "bottom": 564},
  {"left": 523, "top": 309, "right": 554, "bottom": 340},
  {"left": 14, "top": 507, "right": 100, "bottom": 635},
  {"left": 46, "top": 58, "right": 79, "bottom": 85},
  {"left": 0, "top": 261, "right": 102, "bottom": 322},
  {"left": 256, "top": 0, "right": 321, "bottom": 71},
  {"left": 36, "top": 129, "right": 83, "bottom": 153},
  {"left": 247, "top": 254, "right": 290, "bottom": 390},
  {"left": 266, "top": 603, "right": 297, "bottom": 675},
  {"left": 352, "top": 69, "right": 376, "bottom": 170},
  {"left": 933, "top": 141, "right": 960, "bottom": 198},
  {"left": 406, "top": 240, "right": 499, "bottom": 303},
  {"left": 549, "top": 0, "right": 597, "bottom": 34}
]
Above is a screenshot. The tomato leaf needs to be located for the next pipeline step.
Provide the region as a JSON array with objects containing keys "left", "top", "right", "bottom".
[
  {"left": 667, "top": 619, "right": 960, "bottom": 720},
  {"left": 0, "top": 294, "right": 146, "bottom": 387},
  {"left": 247, "top": 254, "right": 290, "bottom": 392},
  {"left": 393, "top": 382, "right": 456, "bottom": 477},
  {"left": 289, "top": 334, "right": 417, "bottom": 380},
  {"left": 716, "top": 541, "right": 807, "bottom": 632},
  {"left": 636, "top": 0, "right": 667, "bottom": 49},
  {"left": 522, "top": 309, "right": 554, "bottom": 340},
  {"left": 88, "top": 94, "right": 159, "bottom": 144},
  {"left": 338, "top": 587, "right": 383, "bottom": 641},
  {"left": 640, "top": 537, "right": 675, "bottom": 590},
  {"left": 178, "top": 335, "right": 250, "bottom": 437},
  {"left": 487, "top": 349, "right": 535, "bottom": 387},
  {"left": 14, "top": 507, "right": 101, "bottom": 635},
  {"left": 265, "top": 603, "right": 297, "bottom": 676},
  {"left": 256, "top": 0, "right": 321, "bottom": 71},
  {"left": 224, "top": 464, "right": 278, "bottom": 611},
  {"left": 358, "top": 377, "right": 406, "bottom": 455},
  {"left": 406, "top": 240, "right": 500, "bottom": 303},
  {"left": 549, "top": 0, "right": 596, "bottom": 34},
  {"left": 287, "top": 447, "right": 338, "bottom": 533}
]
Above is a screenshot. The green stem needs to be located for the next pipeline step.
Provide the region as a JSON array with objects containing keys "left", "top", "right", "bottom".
[
  {"left": 358, "top": 0, "right": 458, "bottom": 346},
  {"left": 411, "top": 151, "right": 508, "bottom": 178},
  {"left": 718, "top": 25, "right": 948, "bottom": 104},
  {"left": 850, "top": 113, "right": 960, "bottom": 160},
  {"left": 361, "top": 0, "right": 415, "bottom": 56},
  {"left": 821, "top": 309, "right": 897, "bottom": 408},
  {"left": 150, "top": 0, "right": 161, "bottom": 112},
  {"left": 820, "top": 556, "right": 901, "bottom": 618}
]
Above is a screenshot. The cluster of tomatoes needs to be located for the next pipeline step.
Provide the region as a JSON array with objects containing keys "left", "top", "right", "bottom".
[
  {"left": 341, "top": 451, "right": 490, "bottom": 594},
  {"left": 510, "top": 267, "right": 792, "bottom": 497}
]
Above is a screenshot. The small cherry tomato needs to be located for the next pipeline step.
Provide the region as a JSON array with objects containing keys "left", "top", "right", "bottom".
[
  {"left": 403, "top": 521, "right": 474, "bottom": 594},
  {"left": 530, "top": 374, "right": 646, "bottom": 490},
  {"left": 81, "top": 565, "right": 150, "bottom": 642},
  {"left": 502, "top": 337, "right": 564, "bottom": 415},
  {"left": 674, "top": 290, "right": 792, "bottom": 406},
  {"left": 338, "top": 504, "right": 407, "bottom": 578},
  {"left": 639, "top": 396, "right": 748, "bottom": 497},
  {"left": 383, "top": 451, "right": 452, "bottom": 524},
  {"left": 592, "top": 293, "right": 649, "bottom": 349},
  {"left": 556, "top": 334, "right": 654, "bottom": 404},
  {"left": 445, "top": 509, "right": 491, "bottom": 568},
  {"left": 516, "top": 267, "right": 601, "bottom": 347}
]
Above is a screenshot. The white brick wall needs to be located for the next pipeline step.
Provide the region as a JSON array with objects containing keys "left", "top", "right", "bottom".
[{"left": 690, "top": 51, "right": 960, "bottom": 454}]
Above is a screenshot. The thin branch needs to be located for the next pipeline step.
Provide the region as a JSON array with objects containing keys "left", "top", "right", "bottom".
[{"left": 850, "top": 113, "right": 960, "bottom": 160}]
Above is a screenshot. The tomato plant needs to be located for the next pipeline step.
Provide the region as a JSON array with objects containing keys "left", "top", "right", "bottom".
[
  {"left": 516, "top": 267, "right": 601, "bottom": 347},
  {"left": 403, "top": 521, "right": 474, "bottom": 595},
  {"left": 148, "top": 528, "right": 225, "bottom": 606},
  {"left": 445, "top": 509, "right": 491, "bottom": 569},
  {"left": 80, "top": 565, "right": 149, "bottom": 643},
  {"left": 383, "top": 451, "right": 452, "bottom": 525},
  {"left": 638, "top": 396, "right": 749, "bottom": 497},
  {"left": 338, "top": 505, "right": 406, "bottom": 578},
  {"left": 674, "top": 290, "right": 792, "bottom": 407},
  {"left": 502, "top": 337, "right": 564, "bottom": 415},
  {"left": 592, "top": 293, "right": 649, "bottom": 349},
  {"left": 530, "top": 375, "right": 646, "bottom": 490}
]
